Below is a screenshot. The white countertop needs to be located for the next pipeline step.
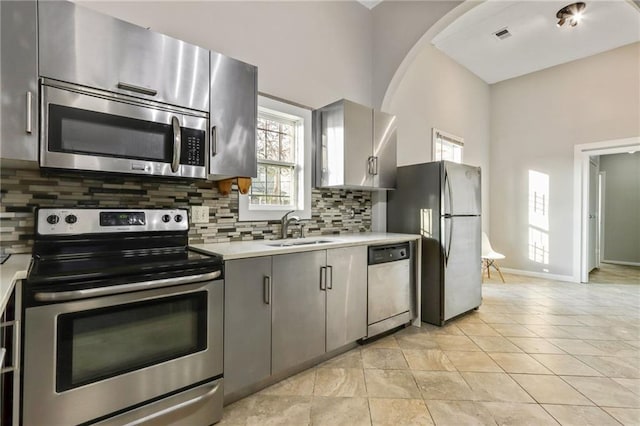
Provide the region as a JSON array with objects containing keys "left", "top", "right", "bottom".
[
  {"left": 0, "top": 254, "right": 31, "bottom": 312},
  {"left": 190, "top": 232, "right": 420, "bottom": 260}
]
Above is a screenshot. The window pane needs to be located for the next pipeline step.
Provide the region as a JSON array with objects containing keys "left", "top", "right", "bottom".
[
  {"left": 281, "top": 135, "right": 293, "bottom": 162},
  {"left": 257, "top": 131, "right": 266, "bottom": 160},
  {"left": 250, "top": 163, "right": 295, "bottom": 207},
  {"left": 434, "top": 133, "right": 463, "bottom": 164},
  {"left": 266, "top": 119, "right": 279, "bottom": 132},
  {"left": 266, "top": 132, "right": 279, "bottom": 161}
]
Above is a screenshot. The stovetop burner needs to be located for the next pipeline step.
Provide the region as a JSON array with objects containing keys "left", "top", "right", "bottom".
[{"left": 26, "top": 208, "right": 223, "bottom": 299}]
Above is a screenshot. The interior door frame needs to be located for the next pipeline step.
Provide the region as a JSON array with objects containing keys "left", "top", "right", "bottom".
[
  {"left": 598, "top": 171, "right": 606, "bottom": 265},
  {"left": 573, "top": 137, "right": 640, "bottom": 283},
  {"left": 587, "top": 158, "right": 599, "bottom": 273}
]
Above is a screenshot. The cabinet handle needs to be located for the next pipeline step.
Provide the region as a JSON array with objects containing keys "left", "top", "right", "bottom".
[
  {"left": 117, "top": 81, "right": 158, "bottom": 96},
  {"left": 327, "top": 265, "right": 333, "bottom": 290},
  {"left": 26, "top": 92, "right": 33, "bottom": 134},
  {"left": 320, "top": 266, "right": 326, "bottom": 291},
  {"left": 367, "top": 156, "right": 374, "bottom": 175},
  {"left": 373, "top": 156, "right": 379, "bottom": 175},
  {"left": 263, "top": 276, "right": 271, "bottom": 305},
  {"left": 211, "top": 126, "right": 218, "bottom": 156}
]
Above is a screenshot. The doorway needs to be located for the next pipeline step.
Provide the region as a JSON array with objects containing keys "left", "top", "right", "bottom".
[{"left": 573, "top": 137, "right": 640, "bottom": 283}]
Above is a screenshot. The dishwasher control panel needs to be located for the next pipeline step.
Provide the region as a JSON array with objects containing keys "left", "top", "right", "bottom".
[{"left": 368, "top": 242, "right": 410, "bottom": 265}]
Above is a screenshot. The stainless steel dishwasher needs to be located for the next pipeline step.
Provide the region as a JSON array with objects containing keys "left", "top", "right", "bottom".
[{"left": 367, "top": 242, "right": 412, "bottom": 338}]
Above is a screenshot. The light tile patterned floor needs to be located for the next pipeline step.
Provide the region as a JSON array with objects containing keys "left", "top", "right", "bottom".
[{"left": 219, "top": 272, "right": 640, "bottom": 425}]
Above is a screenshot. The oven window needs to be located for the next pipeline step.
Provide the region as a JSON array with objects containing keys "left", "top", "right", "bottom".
[
  {"left": 48, "top": 104, "right": 173, "bottom": 162},
  {"left": 56, "top": 292, "right": 207, "bottom": 392}
]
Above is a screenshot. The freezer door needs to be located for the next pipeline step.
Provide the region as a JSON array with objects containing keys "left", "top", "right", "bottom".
[
  {"left": 443, "top": 162, "right": 481, "bottom": 216},
  {"left": 443, "top": 215, "right": 482, "bottom": 321}
]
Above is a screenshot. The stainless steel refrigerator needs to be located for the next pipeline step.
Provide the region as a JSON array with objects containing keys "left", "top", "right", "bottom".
[{"left": 387, "top": 161, "right": 482, "bottom": 326}]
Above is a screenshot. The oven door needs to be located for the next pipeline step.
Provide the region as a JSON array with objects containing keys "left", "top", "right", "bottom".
[
  {"left": 23, "top": 278, "right": 223, "bottom": 426},
  {"left": 40, "top": 80, "right": 208, "bottom": 179}
]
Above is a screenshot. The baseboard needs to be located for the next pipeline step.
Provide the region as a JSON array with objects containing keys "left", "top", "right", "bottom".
[
  {"left": 601, "top": 260, "right": 640, "bottom": 267},
  {"left": 500, "top": 267, "right": 577, "bottom": 283}
]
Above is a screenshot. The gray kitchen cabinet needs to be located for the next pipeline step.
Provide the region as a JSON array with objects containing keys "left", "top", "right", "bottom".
[
  {"left": 0, "top": 0, "right": 38, "bottom": 163},
  {"left": 314, "top": 99, "right": 397, "bottom": 190},
  {"left": 325, "top": 246, "right": 367, "bottom": 352},
  {"left": 224, "top": 257, "right": 272, "bottom": 397},
  {"left": 209, "top": 51, "right": 258, "bottom": 180},
  {"left": 271, "top": 251, "right": 326, "bottom": 375},
  {"left": 38, "top": 1, "right": 210, "bottom": 112}
]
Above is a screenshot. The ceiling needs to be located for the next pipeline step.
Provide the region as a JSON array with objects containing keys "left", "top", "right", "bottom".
[{"left": 432, "top": 0, "right": 640, "bottom": 84}]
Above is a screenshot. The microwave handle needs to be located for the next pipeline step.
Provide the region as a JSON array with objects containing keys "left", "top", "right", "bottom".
[{"left": 171, "top": 116, "right": 181, "bottom": 173}]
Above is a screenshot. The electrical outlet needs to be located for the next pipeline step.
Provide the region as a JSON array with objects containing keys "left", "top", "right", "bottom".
[{"left": 191, "top": 206, "right": 209, "bottom": 224}]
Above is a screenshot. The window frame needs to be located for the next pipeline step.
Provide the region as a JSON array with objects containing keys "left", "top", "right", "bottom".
[
  {"left": 432, "top": 128, "right": 464, "bottom": 163},
  {"left": 238, "top": 95, "right": 312, "bottom": 221}
]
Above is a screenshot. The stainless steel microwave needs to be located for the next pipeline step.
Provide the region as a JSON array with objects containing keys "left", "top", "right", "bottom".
[{"left": 40, "top": 79, "right": 209, "bottom": 179}]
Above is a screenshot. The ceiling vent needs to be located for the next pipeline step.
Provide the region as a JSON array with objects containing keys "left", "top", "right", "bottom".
[{"left": 493, "top": 28, "right": 512, "bottom": 40}]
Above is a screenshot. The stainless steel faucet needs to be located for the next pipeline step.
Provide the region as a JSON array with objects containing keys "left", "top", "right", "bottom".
[{"left": 280, "top": 210, "right": 300, "bottom": 239}]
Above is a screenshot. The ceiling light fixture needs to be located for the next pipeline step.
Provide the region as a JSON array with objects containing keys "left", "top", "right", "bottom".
[{"left": 556, "top": 2, "right": 586, "bottom": 28}]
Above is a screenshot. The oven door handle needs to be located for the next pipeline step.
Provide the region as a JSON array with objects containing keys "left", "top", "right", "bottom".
[
  {"left": 123, "top": 381, "right": 221, "bottom": 426},
  {"left": 34, "top": 270, "right": 221, "bottom": 302}
]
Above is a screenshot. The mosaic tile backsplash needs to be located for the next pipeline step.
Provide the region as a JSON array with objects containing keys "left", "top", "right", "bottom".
[{"left": 0, "top": 167, "right": 372, "bottom": 254}]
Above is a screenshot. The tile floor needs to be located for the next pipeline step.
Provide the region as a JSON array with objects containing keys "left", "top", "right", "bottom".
[{"left": 219, "top": 271, "right": 640, "bottom": 425}]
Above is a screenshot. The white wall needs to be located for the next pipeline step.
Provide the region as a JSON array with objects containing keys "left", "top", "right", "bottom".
[
  {"left": 385, "top": 43, "right": 491, "bottom": 228},
  {"left": 77, "top": 1, "right": 373, "bottom": 109},
  {"left": 371, "top": 0, "right": 461, "bottom": 109},
  {"left": 600, "top": 152, "right": 640, "bottom": 264},
  {"left": 490, "top": 42, "right": 640, "bottom": 277}
]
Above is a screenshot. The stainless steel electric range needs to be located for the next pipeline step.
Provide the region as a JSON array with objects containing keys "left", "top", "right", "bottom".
[{"left": 22, "top": 208, "right": 224, "bottom": 426}]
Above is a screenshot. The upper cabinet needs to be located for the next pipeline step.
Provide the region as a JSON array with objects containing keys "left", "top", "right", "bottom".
[
  {"left": 0, "top": 0, "right": 39, "bottom": 163},
  {"left": 38, "top": 1, "right": 209, "bottom": 112},
  {"left": 209, "top": 52, "right": 258, "bottom": 180},
  {"left": 314, "top": 99, "right": 397, "bottom": 190}
]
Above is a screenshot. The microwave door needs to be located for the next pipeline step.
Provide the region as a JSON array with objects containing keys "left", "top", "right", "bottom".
[{"left": 40, "top": 82, "right": 207, "bottom": 178}]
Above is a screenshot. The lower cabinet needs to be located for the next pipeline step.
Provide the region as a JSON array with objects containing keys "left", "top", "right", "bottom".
[
  {"left": 223, "top": 245, "right": 368, "bottom": 396},
  {"left": 272, "top": 251, "right": 326, "bottom": 375},
  {"left": 223, "top": 257, "right": 272, "bottom": 396},
  {"left": 326, "top": 246, "right": 367, "bottom": 352}
]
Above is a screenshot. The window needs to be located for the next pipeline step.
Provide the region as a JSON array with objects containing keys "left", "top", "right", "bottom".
[
  {"left": 252, "top": 113, "right": 297, "bottom": 207},
  {"left": 239, "top": 95, "right": 312, "bottom": 221},
  {"left": 433, "top": 128, "right": 464, "bottom": 163}
]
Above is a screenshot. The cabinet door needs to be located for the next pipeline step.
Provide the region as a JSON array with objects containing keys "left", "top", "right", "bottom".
[
  {"left": 326, "top": 246, "right": 367, "bottom": 352},
  {"left": 209, "top": 51, "right": 257, "bottom": 179},
  {"left": 224, "top": 257, "right": 272, "bottom": 396},
  {"left": 38, "top": 2, "right": 209, "bottom": 111},
  {"left": 0, "top": 0, "right": 38, "bottom": 162},
  {"left": 272, "top": 251, "right": 326, "bottom": 375},
  {"left": 373, "top": 110, "right": 397, "bottom": 189},
  {"left": 343, "top": 101, "right": 374, "bottom": 188}
]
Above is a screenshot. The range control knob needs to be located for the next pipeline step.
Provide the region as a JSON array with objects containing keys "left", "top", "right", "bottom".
[
  {"left": 162, "top": 214, "right": 171, "bottom": 223},
  {"left": 65, "top": 214, "right": 78, "bottom": 224},
  {"left": 46, "top": 214, "right": 60, "bottom": 225},
  {"left": 174, "top": 214, "right": 183, "bottom": 223}
]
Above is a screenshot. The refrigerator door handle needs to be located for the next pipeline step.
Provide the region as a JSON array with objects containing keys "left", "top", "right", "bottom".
[
  {"left": 444, "top": 168, "right": 453, "bottom": 216},
  {"left": 447, "top": 216, "right": 453, "bottom": 264},
  {"left": 443, "top": 216, "right": 453, "bottom": 266}
]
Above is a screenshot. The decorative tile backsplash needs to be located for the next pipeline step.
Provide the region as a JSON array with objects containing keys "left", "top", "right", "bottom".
[{"left": 0, "top": 167, "right": 372, "bottom": 254}]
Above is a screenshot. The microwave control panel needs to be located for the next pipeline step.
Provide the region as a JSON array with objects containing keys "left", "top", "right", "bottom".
[{"left": 181, "top": 128, "right": 206, "bottom": 166}]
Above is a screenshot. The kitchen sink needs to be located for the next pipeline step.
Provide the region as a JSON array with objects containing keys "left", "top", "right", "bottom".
[{"left": 267, "top": 239, "right": 334, "bottom": 247}]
